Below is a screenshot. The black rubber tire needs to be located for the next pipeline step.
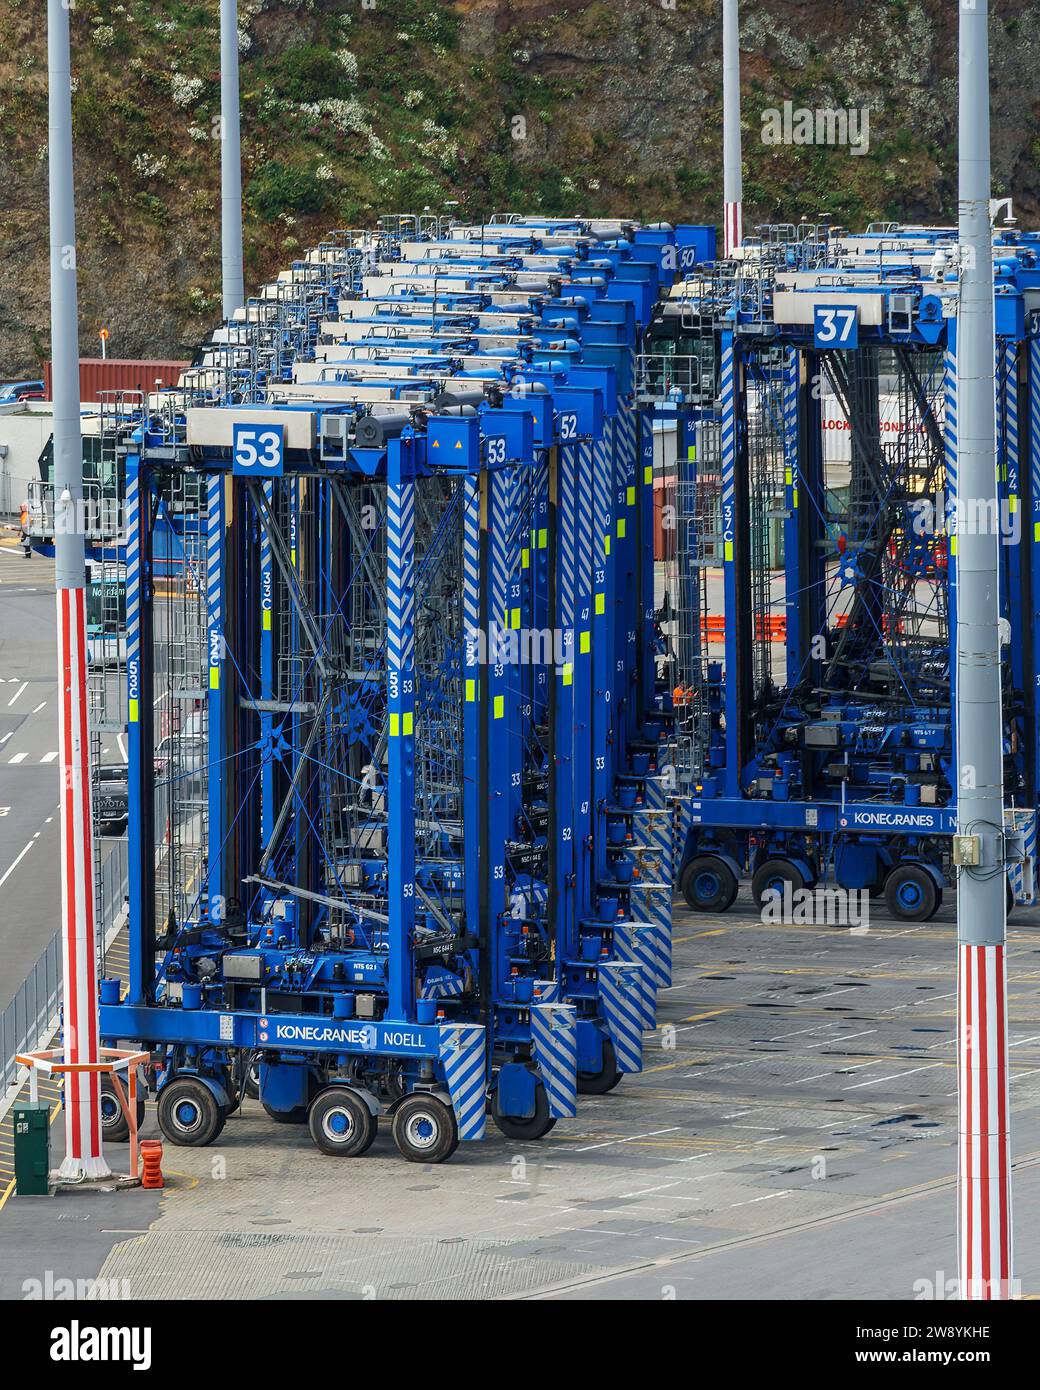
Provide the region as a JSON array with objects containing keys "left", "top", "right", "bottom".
[
  {"left": 262, "top": 1101, "right": 308, "bottom": 1125},
  {"left": 244, "top": 1051, "right": 261, "bottom": 1100},
  {"left": 308, "top": 1087, "right": 378, "bottom": 1158},
  {"left": 156, "top": 1076, "right": 226, "bottom": 1147},
  {"left": 884, "top": 863, "right": 940, "bottom": 923},
  {"left": 391, "top": 1094, "right": 459, "bottom": 1164},
  {"left": 680, "top": 855, "right": 739, "bottom": 913},
  {"left": 99, "top": 1074, "right": 145, "bottom": 1144},
  {"left": 491, "top": 1079, "right": 557, "bottom": 1140},
  {"left": 1007, "top": 877, "right": 1015, "bottom": 921},
  {"left": 751, "top": 857, "right": 808, "bottom": 910},
  {"left": 577, "top": 1037, "right": 622, "bottom": 1096}
]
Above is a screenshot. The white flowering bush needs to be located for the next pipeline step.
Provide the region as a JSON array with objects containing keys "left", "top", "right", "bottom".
[
  {"left": 336, "top": 50, "right": 359, "bottom": 82},
  {"left": 171, "top": 73, "right": 204, "bottom": 108},
  {"left": 133, "top": 152, "right": 169, "bottom": 180}
]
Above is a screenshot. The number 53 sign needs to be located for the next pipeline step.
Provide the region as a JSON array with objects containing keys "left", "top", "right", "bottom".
[
  {"left": 813, "top": 304, "right": 859, "bottom": 350},
  {"left": 233, "top": 422, "right": 285, "bottom": 476}
]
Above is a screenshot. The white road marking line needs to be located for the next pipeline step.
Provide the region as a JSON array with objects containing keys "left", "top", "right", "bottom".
[
  {"left": 1009, "top": 1068, "right": 1040, "bottom": 1084},
  {"left": 843, "top": 1062, "right": 942, "bottom": 1090},
  {"left": 32, "top": 702, "right": 46, "bottom": 713},
  {"left": 8, "top": 752, "right": 27, "bottom": 764},
  {"left": 40, "top": 751, "right": 58, "bottom": 763},
  {"left": 117, "top": 733, "right": 127, "bottom": 762},
  {"left": 0, "top": 732, "right": 10, "bottom": 745},
  {"left": 6, "top": 683, "right": 27, "bottom": 706},
  {"left": 804, "top": 1028, "right": 878, "bottom": 1050},
  {"left": 0, "top": 839, "right": 36, "bottom": 889},
  {"left": 572, "top": 1126, "right": 680, "bottom": 1153}
]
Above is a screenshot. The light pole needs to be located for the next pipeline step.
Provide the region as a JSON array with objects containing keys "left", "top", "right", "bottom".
[
  {"left": 955, "top": 0, "right": 1012, "bottom": 1300},
  {"left": 722, "top": 0, "right": 743, "bottom": 256},
  {"left": 220, "top": 0, "right": 244, "bottom": 320},
  {"left": 48, "top": 0, "right": 109, "bottom": 1181}
]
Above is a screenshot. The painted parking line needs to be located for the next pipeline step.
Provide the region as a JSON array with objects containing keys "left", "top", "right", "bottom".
[
  {"left": 40, "top": 751, "right": 58, "bottom": 763},
  {"left": 6, "top": 683, "right": 26, "bottom": 707},
  {"left": 0, "top": 840, "right": 37, "bottom": 889},
  {"left": 7, "top": 752, "right": 26, "bottom": 764}
]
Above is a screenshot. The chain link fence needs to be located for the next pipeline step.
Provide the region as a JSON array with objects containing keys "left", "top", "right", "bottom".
[{"left": 1, "top": 839, "right": 128, "bottom": 1095}]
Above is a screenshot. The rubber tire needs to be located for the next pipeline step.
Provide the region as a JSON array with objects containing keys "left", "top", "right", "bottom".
[
  {"left": 244, "top": 1051, "right": 261, "bottom": 1100},
  {"left": 680, "top": 855, "right": 739, "bottom": 913},
  {"left": 751, "top": 857, "right": 808, "bottom": 910},
  {"left": 157, "top": 1077, "right": 226, "bottom": 1147},
  {"left": 391, "top": 1094, "right": 459, "bottom": 1164},
  {"left": 1007, "top": 878, "right": 1015, "bottom": 921},
  {"left": 308, "top": 1087, "right": 377, "bottom": 1158},
  {"left": 262, "top": 1101, "right": 308, "bottom": 1125},
  {"left": 577, "top": 1037, "right": 622, "bottom": 1096},
  {"left": 884, "top": 863, "right": 940, "bottom": 923},
  {"left": 99, "top": 1074, "right": 145, "bottom": 1144},
  {"left": 491, "top": 1079, "right": 557, "bottom": 1141}
]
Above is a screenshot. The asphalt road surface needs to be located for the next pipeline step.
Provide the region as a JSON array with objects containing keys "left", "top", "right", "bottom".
[{"left": 0, "top": 540, "right": 125, "bottom": 1011}]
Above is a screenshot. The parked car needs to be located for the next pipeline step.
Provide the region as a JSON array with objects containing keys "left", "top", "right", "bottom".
[
  {"left": 93, "top": 764, "right": 128, "bottom": 836},
  {"left": 0, "top": 380, "right": 46, "bottom": 403}
]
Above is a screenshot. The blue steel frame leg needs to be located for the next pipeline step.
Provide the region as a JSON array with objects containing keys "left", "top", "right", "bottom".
[{"left": 385, "top": 450, "right": 417, "bottom": 1023}]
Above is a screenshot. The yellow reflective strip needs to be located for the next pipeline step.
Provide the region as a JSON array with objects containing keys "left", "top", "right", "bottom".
[
  {"left": 604, "top": 534, "right": 611, "bottom": 556},
  {"left": 390, "top": 712, "right": 400, "bottom": 737},
  {"left": 724, "top": 540, "right": 734, "bottom": 561},
  {"left": 465, "top": 679, "right": 476, "bottom": 702},
  {"left": 209, "top": 666, "right": 219, "bottom": 690},
  {"left": 617, "top": 517, "right": 626, "bottom": 539},
  {"left": 493, "top": 695, "right": 504, "bottom": 719},
  {"left": 950, "top": 535, "right": 958, "bottom": 556},
  {"left": 511, "top": 607, "right": 521, "bottom": 629},
  {"left": 538, "top": 528, "right": 548, "bottom": 548},
  {"left": 262, "top": 609, "right": 272, "bottom": 631},
  {"left": 792, "top": 488, "right": 799, "bottom": 509},
  {"left": 562, "top": 662, "right": 573, "bottom": 686},
  {"left": 644, "top": 465, "right": 653, "bottom": 484},
  {"left": 595, "top": 593, "right": 605, "bottom": 616},
  {"left": 1009, "top": 494, "right": 1018, "bottom": 513},
  {"left": 129, "top": 699, "right": 139, "bottom": 724},
  {"left": 626, "top": 486, "right": 635, "bottom": 506},
  {"left": 521, "top": 547, "right": 530, "bottom": 569},
  {"left": 579, "top": 631, "right": 590, "bottom": 654},
  {"left": 403, "top": 711, "right": 413, "bottom": 736},
  {"left": 784, "top": 467, "right": 793, "bottom": 486}
]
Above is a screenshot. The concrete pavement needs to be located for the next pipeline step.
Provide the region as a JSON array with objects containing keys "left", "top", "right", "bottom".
[{"left": 3, "top": 891, "right": 1037, "bottom": 1300}]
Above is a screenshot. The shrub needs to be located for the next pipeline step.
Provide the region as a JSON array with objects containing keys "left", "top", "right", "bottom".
[{"left": 248, "top": 162, "right": 330, "bottom": 220}]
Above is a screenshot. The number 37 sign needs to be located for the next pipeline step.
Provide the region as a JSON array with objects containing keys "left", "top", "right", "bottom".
[
  {"left": 233, "top": 422, "right": 285, "bottom": 476},
  {"left": 813, "top": 303, "right": 859, "bottom": 350}
]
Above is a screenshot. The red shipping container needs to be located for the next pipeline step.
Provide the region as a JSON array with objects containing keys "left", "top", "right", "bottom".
[{"left": 43, "top": 359, "right": 189, "bottom": 401}]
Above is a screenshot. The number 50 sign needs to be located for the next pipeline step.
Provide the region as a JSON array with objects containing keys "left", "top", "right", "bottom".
[{"left": 233, "top": 422, "right": 285, "bottom": 476}]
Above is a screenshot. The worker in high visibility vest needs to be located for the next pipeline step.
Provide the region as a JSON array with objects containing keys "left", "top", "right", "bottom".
[{"left": 18, "top": 500, "right": 31, "bottom": 558}]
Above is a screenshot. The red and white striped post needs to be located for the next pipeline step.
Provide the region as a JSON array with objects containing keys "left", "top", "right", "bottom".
[
  {"left": 48, "top": 0, "right": 109, "bottom": 1180},
  {"left": 722, "top": 0, "right": 742, "bottom": 257},
  {"left": 955, "top": 0, "right": 1011, "bottom": 1298}
]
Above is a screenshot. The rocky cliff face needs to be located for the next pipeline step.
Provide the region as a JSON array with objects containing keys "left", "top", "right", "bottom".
[{"left": 1, "top": 0, "right": 1037, "bottom": 373}]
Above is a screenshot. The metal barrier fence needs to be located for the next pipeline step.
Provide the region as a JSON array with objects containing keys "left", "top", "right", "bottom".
[{"left": 1, "top": 838, "right": 128, "bottom": 1095}]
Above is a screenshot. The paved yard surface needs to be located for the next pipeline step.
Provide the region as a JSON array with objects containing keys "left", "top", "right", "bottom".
[{"left": 4, "top": 892, "right": 1040, "bottom": 1300}]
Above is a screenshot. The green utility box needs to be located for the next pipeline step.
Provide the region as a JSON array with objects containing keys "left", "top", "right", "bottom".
[{"left": 13, "top": 1101, "right": 51, "bottom": 1196}]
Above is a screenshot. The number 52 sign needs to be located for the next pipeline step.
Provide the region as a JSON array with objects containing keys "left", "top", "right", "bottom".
[
  {"left": 813, "top": 304, "right": 859, "bottom": 350},
  {"left": 233, "top": 422, "right": 285, "bottom": 476}
]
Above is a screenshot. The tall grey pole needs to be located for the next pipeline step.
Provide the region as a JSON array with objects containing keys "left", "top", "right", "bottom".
[
  {"left": 955, "top": 0, "right": 1011, "bottom": 1300},
  {"left": 722, "top": 0, "right": 743, "bottom": 256},
  {"left": 48, "top": 0, "right": 109, "bottom": 1181},
  {"left": 220, "top": 0, "right": 245, "bottom": 320}
]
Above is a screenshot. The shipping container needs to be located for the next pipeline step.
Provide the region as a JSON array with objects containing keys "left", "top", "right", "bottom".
[{"left": 43, "top": 358, "right": 188, "bottom": 401}]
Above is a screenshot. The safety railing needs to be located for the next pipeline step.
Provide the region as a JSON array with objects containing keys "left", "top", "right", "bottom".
[{"left": 1, "top": 839, "right": 129, "bottom": 1095}]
